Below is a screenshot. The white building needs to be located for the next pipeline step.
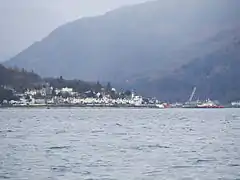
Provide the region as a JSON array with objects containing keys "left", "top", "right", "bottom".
[
  {"left": 61, "top": 87, "right": 73, "bottom": 93},
  {"left": 33, "top": 99, "right": 46, "bottom": 105}
]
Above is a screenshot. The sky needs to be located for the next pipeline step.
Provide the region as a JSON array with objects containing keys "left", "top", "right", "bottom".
[{"left": 0, "top": 0, "right": 151, "bottom": 62}]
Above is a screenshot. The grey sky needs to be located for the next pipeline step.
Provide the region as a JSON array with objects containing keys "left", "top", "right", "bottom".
[{"left": 0, "top": 0, "right": 150, "bottom": 61}]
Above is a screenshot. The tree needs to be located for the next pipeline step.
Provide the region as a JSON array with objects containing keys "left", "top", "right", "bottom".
[
  {"left": 25, "top": 95, "right": 30, "bottom": 100},
  {"left": 57, "top": 92, "right": 62, "bottom": 97},
  {"left": 33, "top": 92, "right": 43, "bottom": 99},
  {"left": 124, "top": 90, "right": 132, "bottom": 97},
  {"left": 21, "top": 68, "right": 26, "bottom": 73},
  {"left": 52, "top": 87, "right": 56, "bottom": 96},
  {"left": 61, "top": 92, "right": 71, "bottom": 98},
  {"left": 99, "top": 94, "right": 103, "bottom": 99},
  {"left": 0, "top": 87, "right": 18, "bottom": 103},
  {"left": 95, "top": 81, "right": 102, "bottom": 92},
  {"left": 57, "top": 76, "right": 64, "bottom": 84},
  {"left": 106, "top": 82, "right": 112, "bottom": 92},
  {"left": 110, "top": 90, "right": 119, "bottom": 99}
]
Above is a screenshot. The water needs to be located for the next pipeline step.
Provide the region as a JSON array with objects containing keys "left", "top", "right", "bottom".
[{"left": 0, "top": 108, "right": 240, "bottom": 180}]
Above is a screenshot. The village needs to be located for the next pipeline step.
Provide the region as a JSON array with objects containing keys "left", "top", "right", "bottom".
[
  {"left": 1, "top": 83, "right": 240, "bottom": 108},
  {"left": 0, "top": 84, "right": 168, "bottom": 108}
]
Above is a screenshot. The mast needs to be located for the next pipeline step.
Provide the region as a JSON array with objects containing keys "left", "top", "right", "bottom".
[{"left": 189, "top": 87, "right": 196, "bottom": 102}]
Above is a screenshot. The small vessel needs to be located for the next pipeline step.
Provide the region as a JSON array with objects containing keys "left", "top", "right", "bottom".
[
  {"left": 196, "top": 99, "right": 224, "bottom": 108},
  {"left": 182, "top": 101, "right": 200, "bottom": 108},
  {"left": 183, "top": 87, "right": 224, "bottom": 108},
  {"left": 231, "top": 101, "right": 240, "bottom": 108},
  {"left": 156, "top": 104, "right": 165, "bottom": 109},
  {"left": 156, "top": 103, "right": 170, "bottom": 109}
]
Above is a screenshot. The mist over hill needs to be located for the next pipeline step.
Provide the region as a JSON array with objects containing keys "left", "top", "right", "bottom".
[
  {"left": 4, "top": 0, "right": 240, "bottom": 102},
  {"left": 135, "top": 34, "right": 240, "bottom": 103},
  {"left": 5, "top": 0, "right": 240, "bottom": 80}
]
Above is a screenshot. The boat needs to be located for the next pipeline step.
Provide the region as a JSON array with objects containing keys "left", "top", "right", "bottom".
[
  {"left": 196, "top": 99, "right": 224, "bottom": 108},
  {"left": 183, "top": 100, "right": 224, "bottom": 108},
  {"left": 182, "top": 101, "right": 200, "bottom": 108},
  {"left": 156, "top": 103, "right": 170, "bottom": 109},
  {"left": 182, "top": 87, "right": 224, "bottom": 108},
  {"left": 231, "top": 101, "right": 240, "bottom": 108},
  {"left": 156, "top": 104, "right": 165, "bottom": 109}
]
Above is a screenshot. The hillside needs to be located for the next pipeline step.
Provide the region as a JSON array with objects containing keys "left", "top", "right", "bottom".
[
  {"left": 4, "top": 0, "right": 240, "bottom": 82},
  {"left": 137, "top": 37, "right": 240, "bottom": 103},
  {"left": 0, "top": 64, "right": 105, "bottom": 96},
  {"left": 0, "top": 64, "right": 42, "bottom": 91},
  {"left": 0, "top": 64, "right": 42, "bottom": 101}
]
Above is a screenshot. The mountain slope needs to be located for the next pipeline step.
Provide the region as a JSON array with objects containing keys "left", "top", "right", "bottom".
[
  {"left": 0, "top": 64, "right": 42, "bottom": 89},
  {"left": 0, "top": 64, "right": 109, "bottom": 95},
  {"left": 139, "top": 36, "right": 240, "bottom": 103},
  {"left": 4, "top": 0, "right": 240, "bottom": 82}
]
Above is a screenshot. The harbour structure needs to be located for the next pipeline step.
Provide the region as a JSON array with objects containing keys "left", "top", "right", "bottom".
[{"left": 182, "top": 87, "right": 224, "bottom": 108}]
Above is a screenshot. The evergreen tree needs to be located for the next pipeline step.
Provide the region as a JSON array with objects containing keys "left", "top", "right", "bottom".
[
  {"left": 95, "top": 81, "right": 102, "bottom": 92},
  {"left": 106, "top": 82, "right": 112, "bottom": 92},
  {"left": 124, "top": 90, "right": 132, "bottom": 97}
]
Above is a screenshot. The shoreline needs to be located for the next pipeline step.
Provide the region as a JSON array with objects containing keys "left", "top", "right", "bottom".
[
  {"left": 0, "top": 104, "right": 239, "bottom": 109},
  {"left": 0, "top": 104, "right": 164, "bottom": 109}
]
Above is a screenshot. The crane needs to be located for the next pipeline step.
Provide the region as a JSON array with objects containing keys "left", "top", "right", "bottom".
[{"left": 188, "top": 87, "right": 196, "bottom": 102}]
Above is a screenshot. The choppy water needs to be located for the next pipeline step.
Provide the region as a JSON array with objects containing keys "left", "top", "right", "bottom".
[{"left": 0, "top": 108, "right": 240, "bottom": 180}]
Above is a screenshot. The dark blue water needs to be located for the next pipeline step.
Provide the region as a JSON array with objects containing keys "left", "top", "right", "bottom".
[{"left": 0, "top": 108, "right": 240, "bottom": 180}]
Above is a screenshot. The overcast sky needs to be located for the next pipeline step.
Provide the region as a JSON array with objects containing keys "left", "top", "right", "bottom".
[{"left": 0, "top": 0, "right": 151, "bottom": 61}]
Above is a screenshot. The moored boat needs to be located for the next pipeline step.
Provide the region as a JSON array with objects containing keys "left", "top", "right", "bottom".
[
  {"left": 182, "top": 87, "right": 224, "bottom": 108},
  {"left": 195, "top": 99, "right": 224, "bottom": 108}
]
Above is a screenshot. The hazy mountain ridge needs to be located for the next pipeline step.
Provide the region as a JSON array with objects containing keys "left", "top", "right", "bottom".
[
  {"left": 0, "top": 64, "right": 109, "bottom": 99},
  {"left": 3, "top": 0, "right": 240, "bottom": 102},
  {"left": 138, "top": 35, "right": 240, "bottom": 103},
  {"left": 4, "top": 0, "right": 240, "bottom": 82}
]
